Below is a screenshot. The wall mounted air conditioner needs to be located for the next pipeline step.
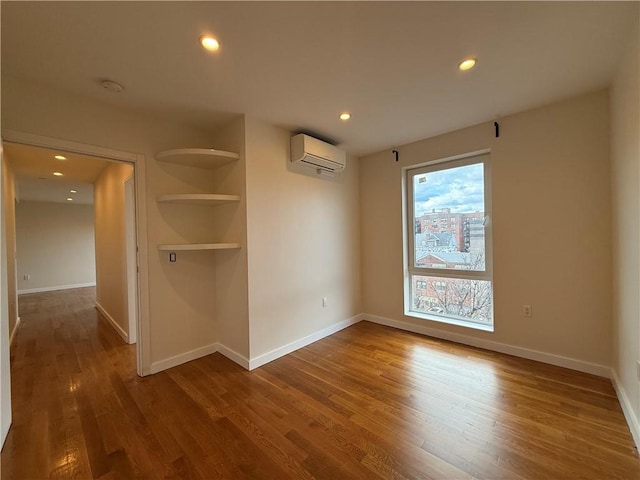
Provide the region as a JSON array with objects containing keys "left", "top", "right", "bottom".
[{"left": 290, "top": 134, "right": 346, "bottom": 174}]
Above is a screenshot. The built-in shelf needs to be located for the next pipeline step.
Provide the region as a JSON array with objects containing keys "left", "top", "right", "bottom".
[
  {"left": 158, "top": 243, "right": 241, "bottom": 251},
  {"left": 156, "top": 147, "right": 241, "bottom": 256},
  {"left": 157, "top": 194, "right": 240, "bottom": 205},
  {"left": 156, "top": 148, "right": 239, "bottom": 169}
]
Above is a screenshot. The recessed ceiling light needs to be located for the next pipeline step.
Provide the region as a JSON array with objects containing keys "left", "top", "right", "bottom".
[
  {"left": 66, "top": 197, "right": 73, "bottom": 201},
  {"left": 54, "top": 155, "right": 67, "bottom": 160},
  {"left": 200, "top": 35, "right": 220, "bottom": 51},
  {"left": 339, "top": 112, "right": 351, "bottom": 121},
  {"left": 70, "top": 189, "right": 78, "bottom": 194},
  {"left": 458, "top": 57, "right": 477, "bottom": 71},
  {"left": 53, "top": 172, "right": 63, "bottom": 176}
]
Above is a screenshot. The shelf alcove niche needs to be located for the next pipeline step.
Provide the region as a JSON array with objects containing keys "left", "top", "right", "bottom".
[{"left": 155, "top": 148, "right": 242, "bottom": 252}]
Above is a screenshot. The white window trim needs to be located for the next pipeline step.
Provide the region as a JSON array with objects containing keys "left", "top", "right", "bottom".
[{"left": 402, "top": 149, "right": 494, "bottom": 331}]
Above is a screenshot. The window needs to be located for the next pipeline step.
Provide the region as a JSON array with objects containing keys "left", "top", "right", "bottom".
[{"left": 405, "top": 153, "right": 493, "bottom": 330}]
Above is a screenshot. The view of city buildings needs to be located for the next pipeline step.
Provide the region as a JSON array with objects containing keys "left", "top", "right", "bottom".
[
  {"left": 412, "top": 207, "right": 492, "bottom": 323},
  {"left": 415, "top": 208, "right": 485, "bottom": 268}
]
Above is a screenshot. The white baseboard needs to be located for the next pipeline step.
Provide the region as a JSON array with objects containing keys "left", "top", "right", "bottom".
[
  {"left": 149, "top": 343, "right": 219, "bottom": 374},
  {"left": 248, "top": 314, "right": 363, "bottom": 370},
  {"left": 18, "top": 282, "right": 96, "bottom": 295},
  {"left": 364, "top": 313, "right": 611, "bottom": 378},
  {"left": 146, "top": 315, "right": 362, "bottom": 374},
  {"left": 95, "top": 302, "right": 129, "bottom": 344},
  {"left": 9, "top": 317, "right": 21, "bottom": 346},
  {"left": 611, "top": 369, "right": 640, "bottom": 449},
  {"left": 217, "top": 344, "right": 250, "bottom": 369}
]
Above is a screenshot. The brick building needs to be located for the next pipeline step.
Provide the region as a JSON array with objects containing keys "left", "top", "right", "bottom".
[{"left": 417, "top": 208, "right": 485, "bottom": 254}]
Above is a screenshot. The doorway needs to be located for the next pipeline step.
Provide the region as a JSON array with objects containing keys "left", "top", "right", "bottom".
[
  {"left": 0, "top": 130, "right": 149, "bottom": 377},
  {"left": 7, "top": 143, "right": 136, "bottom": 343}
]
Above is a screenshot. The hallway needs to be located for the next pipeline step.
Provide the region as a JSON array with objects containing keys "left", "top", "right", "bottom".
[{"left": 1, "top": 287, "right": 137, "bottom": 478}]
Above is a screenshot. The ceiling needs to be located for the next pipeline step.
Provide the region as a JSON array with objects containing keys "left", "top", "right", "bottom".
[
  {"left": 1, "top": 1, "right": 637, "bottom": 156},
  {"left": 3, "top": 143, "right": 109, "bottom": 205}
]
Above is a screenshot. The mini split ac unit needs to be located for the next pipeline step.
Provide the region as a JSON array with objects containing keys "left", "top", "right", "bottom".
[{"left": 290, "top": 134, "right": 346, "bottom": 174}]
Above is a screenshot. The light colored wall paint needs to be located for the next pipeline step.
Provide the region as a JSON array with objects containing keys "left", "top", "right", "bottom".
[
  {"left": 210, "top": 117, "right": 249, "bottom": 359},
  {"left": 1, "top": 160, "right": 18, "bottom": 339},
  {"left": 0, "top": 154, "right": 13, "bottom": 447},
  {"left": 360, "top": 90, "right": 612, "bottom": 367},
  {"left": 15, "top": 201, "right": 95, "bottom": 292},
  {"left": 245, "top": 118, "right": 361, "bottom": 359},
  {"left": 124, "top": 177, "right": 138, "bottom": 344},
  {"left": 94, "top": 163, "right": 133, "bottom": 337},
  {"left": 2, "top": 76, "right": 223, "bottom": 365},
  {"left": 0, "top": 27, "right": 11, "bottom": 441},
  {"left": 611, "top": 18, "right": 640, "bottom": 431}
]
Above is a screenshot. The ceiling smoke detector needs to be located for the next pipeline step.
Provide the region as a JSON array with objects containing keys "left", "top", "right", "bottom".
[{"left": 101, "top": 79, "right": 124, "bottom": 93}]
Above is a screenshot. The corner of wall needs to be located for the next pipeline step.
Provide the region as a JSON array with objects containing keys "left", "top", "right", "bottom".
[
  {"left": 248, "top": 314, "right": 363, "bottom": 370},
  {"left": 610, "top": 16, "right": 640, "bottom": 447},
  {"left": 611, "top": 369, "right": 640, "bottom": 448}
]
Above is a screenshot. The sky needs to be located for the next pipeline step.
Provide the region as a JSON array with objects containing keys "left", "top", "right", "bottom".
[{"left": 413, "top": 162, "right": 484, "bottom": 217}]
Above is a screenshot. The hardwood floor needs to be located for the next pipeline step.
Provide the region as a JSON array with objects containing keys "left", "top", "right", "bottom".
[{"left": 2, "top": 287, "right": 638, "bottom": 479}]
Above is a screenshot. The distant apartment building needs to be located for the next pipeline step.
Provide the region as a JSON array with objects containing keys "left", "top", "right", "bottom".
[
  {"left": 413, "top": 209, "right": 490, "bottom": 321},
  {"left": 417, "top": 208, "right": 484, "bottom": 255}
]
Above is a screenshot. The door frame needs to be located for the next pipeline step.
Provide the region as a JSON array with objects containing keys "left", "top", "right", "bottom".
[
  {"left": 1, "top": 129, "right": 151, "bottom": 376},
  {"left": 1, "top": 144, "right": 12, "bottom": 447},
  {"left": 124, "top": 175, "right": 138, "bottom": 345}
]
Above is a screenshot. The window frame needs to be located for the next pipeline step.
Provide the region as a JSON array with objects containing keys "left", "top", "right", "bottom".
[{"left": 402, "top": 150, "right": 494, "bottom": 331}]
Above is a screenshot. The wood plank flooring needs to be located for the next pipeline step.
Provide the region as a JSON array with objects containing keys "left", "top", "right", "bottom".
[{"left": 2, "top": 287, "right": 638, "bottom": 479}]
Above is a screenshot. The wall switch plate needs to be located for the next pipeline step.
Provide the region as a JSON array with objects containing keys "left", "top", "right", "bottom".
[
  {"left": 322, "top": 297, "right": 328, "bottom": 308},
  {"left": 23, "top": 274, "right": 30, "bottom": 280},
  {"left": 522, "top": 304, "right": 532, "bottom": 318}
]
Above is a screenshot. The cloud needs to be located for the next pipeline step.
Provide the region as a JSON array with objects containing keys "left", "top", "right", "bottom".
[{"left": 413, "top": 163, "right": 484, "bottom": 215}]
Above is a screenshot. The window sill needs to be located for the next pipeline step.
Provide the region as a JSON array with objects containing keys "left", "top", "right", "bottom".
[{"left": 404, "top": 309, "right": 494, "bottom": 332}]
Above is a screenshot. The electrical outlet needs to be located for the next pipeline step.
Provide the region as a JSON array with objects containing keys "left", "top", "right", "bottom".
[
  {"left": 23, "top": 274, "right": 30, "bottom": 281},
  {"left": 322, "top": 297, "right": 328, "bottom": 308},
  {"left": 522, "top": 304, "right": 532, "bottom": 318}
]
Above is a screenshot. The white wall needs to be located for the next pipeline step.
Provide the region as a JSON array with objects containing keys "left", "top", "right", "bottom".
[
  {"left": 360, "top": 90, "right": 612, "bottom": 372},
  {"left": 94, "top": 163, "right": 133, "bottom": 341},
  {"left": 0, "top": 75, "right": 365, "bottom": 375},
  {"left": 1, "top": 159, "right": 17, "bottom": 340},
  {"left": 0, "top": 154, "right": 13, "bottom": 448},
  {"left": 245, "top": 118, "right": 361, "bottom": 361},
  {"left": 15, "top": 201, "right": 95, "bottom": 293},
  {"left": 611, "top": 15, "right": 640, "bottom": 443},
  {"left": 210, "top": 117, "right": 249, "bottom": 361},
  {"left": 0, "top": 5, "right": 12, "bottom": 438},
  {"left": 1, "top": 76, "right": 224, "bottom": 369}
]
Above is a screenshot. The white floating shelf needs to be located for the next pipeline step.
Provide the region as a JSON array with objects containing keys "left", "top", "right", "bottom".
[
  {"left": 157, "top": 194, "right": 240, "bottom": 205},
  {"left": 158, "top": 243, "right": 241, "bottom": 251},
  {"left": 156, "top": 148, "right": 239, "bottom": 169}
]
